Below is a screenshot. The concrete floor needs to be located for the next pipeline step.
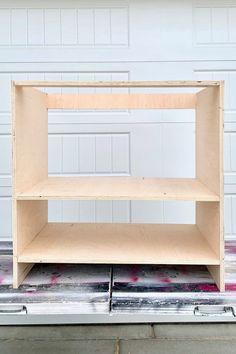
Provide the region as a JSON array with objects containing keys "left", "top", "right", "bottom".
[{"left": 0, "top": 324, "right": 236, "bottom": 353}]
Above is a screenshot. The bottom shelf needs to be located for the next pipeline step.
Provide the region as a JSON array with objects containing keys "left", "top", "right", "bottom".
[{"left": 18, "top": 223, "right": 220, "bottom": 265}]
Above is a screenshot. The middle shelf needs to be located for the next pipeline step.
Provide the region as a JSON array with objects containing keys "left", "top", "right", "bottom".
[
  {"left": 16, "top": 177, "right": 219, "bottom": 201},
  {"left": 18, "top": 223, "right": 220, "bottom": 265}
]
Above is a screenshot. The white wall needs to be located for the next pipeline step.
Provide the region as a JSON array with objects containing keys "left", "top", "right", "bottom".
[{"left": 0, "top": 0, "right": 235, "bottom": 240}]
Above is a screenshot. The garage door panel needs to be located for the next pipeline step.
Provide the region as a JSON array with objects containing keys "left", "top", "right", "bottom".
[
  {"left": 0, "top": 1, "right": 129, "bottom": 49},
  {"left": 0, "top": 198, "right": 11, "bottom": 241},
  {"left": 48, "top": 124, "right": 195, "bottom": 179},
  {"left": 48, "top": 200, "right": 130, "bottom": 223},
  {"left": 225, "top": 196, "right": 233, "bottom": 236},
  {"left": 194, "top": 0, "right": 236, "bottom": 46},
  {"left": 28, "top": 9, "right": 45, "bottom": 46},
  {"left": 163, "top": 201, "right": 195, "bottom": 224},
  {"left": 0, "top": 0, "right": 235, "bottom": 239},
  {"left": 0, "top": 74, "right": 11, "bottom": 112},
  {"left": 131, "top": 201, "right": 164, "bottom": 223},
  {"left": 48, "top": 133, "right": 130, "bottom": 175},
  {"left": 0, "top": 9, "right": 11, "bottom": 45},
  {"left": 130, "top": 124, "right": 162, "bottom": 177},
  {"left": 161, "top": 123, "right": 195, "bottom": 178},
  {"left": 1, "top": 0, "right": 236, "bottom": 62},
  {"left": 11, "top": 9, "right": 28, "bottom": 46},
  {"left": 0, "top": 135, "right": 11, "bottom": 176}
]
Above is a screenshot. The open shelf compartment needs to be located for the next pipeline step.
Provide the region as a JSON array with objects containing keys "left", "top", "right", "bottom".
[{"left": 18, "top": 223, "right": 219, "bottom": 265}]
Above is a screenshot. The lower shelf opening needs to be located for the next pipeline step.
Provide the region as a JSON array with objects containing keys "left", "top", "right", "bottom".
[{"left": 17, "top": 222, "right": 220, "bottom": 265}]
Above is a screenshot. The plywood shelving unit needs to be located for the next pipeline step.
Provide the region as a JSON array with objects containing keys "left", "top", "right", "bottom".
[{"left": 12, "top": 81, "right": 224, "bottom": 290}]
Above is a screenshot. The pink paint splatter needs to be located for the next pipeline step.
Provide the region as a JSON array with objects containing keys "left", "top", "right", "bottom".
[
  {"left": 0, "top": 276, "right": 4, "bottom": 285},
  {"left": 130, "top": 265, "right": 139, "bottom": 283},
  {"left": 226, "top": 284, "right": 236, "bottom": 291},
  {"left": 50, "top": 274, "right": 60, "bottom": 285},
  {"left": 160, "top": 277, "right": 171, "bottom": 284},
  {"left": 198, "top": 284, "right": 218, "bottom": 292},
  {"left": 226, "top": 245, "right": 236, "bottom": 253}
]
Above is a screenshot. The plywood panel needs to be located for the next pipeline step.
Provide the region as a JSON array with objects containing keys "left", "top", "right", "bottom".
[
  {"left": 14, "top": 81, "right": 221, "bottom": 88},
  {"left": 196, "top": 201, "right": 224, "bottom": 291},
  {"left": 196, "top": 85, "right": 223, "bottom": 195},
  {"left": 47, "top": 93, "right": 196, "bottom": 109},
  {"left": 18, "top": 223, "right": 219, "bottom": 265},
  {"left": 12, "top": 85, "right": 48, "bottom": 194},
  {"left": 196, "top": 82, "right": 224, "bottom": 291},
  {"left": 196, "top": 202, "right": 221, "bottom": 258},
  {"left": 13, "top": 200, "right": 48, "bottom": 288},
  {"left": 16, "top": 177, "right": 220, "bottom": 201},
  {"left": 13, "top": 262, "right": 34, "bottom": 289},
  {"left": 15, "top": 200, "right": 48, "bottom": 255}
]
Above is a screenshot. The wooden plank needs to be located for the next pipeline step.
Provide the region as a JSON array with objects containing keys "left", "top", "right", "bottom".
[
  {"left": 16, "top": 177, "right": 220, "bottom": 201},
  {"left": 13, "top": 261, "right": 34, "bottom": 289},
  {"left": 15, "top": 200, "right": 48, "bottom": 255},
  {"left": 196, "top": 82, "right": 224, "bottom": 291},
  {"left": 13, "top": 200, "right": 48, "bottom": 288},
  {"left": 18, "top": 223, "right": 220, "bottom": 265},
  {"left": 47, "top": 93, "right": 196, "bottom": 109},
  {"left": 13, "top": 80, "right": 222, "bottom": 88},
  {"left": 196, "top": 86, "right": 223, "bottom": 195},
  {"left": 207, "top": 265, "right": 225, "bottom": 292},
  {"left": 196, "top": 205, "right": 224, "bottom": 292},
  {"left": 196, "top": 202, "right": 221, "bottom": 258},
  {"left": 12, "top": 84, "right": 49, "bottom": 287},
  {"left": 12, "top": 85, "right": 48, "bottom": 194}
]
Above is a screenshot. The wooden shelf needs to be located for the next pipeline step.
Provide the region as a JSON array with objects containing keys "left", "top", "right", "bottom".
[
  {"left": 18, "top": 223, "right": 219, "bottom": 265},
  {"left": 16, "top": 177, "right": 219, "bottom": 201}
]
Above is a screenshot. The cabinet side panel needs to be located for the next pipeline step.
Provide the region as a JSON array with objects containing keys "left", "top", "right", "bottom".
[
  {"left": 196, "top": 201, "right": 224, "bottom": 291},
  {"left": 13, "top": 200, "right": 47, "bottom": 288},
  {"left": 13, "top": 261, "right": 34, "bottom": 288},
  {"left": 196, "top": 84, "right": 224, "bottom": 291},
  {"left": 207, "top": 265, "right": 225, "bottom": 292},
  {"left": 15, "top": 200, "right": 48, "bottom": 255},
  {"left": 196, "top": 86, "right": 222, "bottom": 195},
  {"left": 13, "top": 85, "right": 48, "bottom": 194},
  {"left": 196, "top": 202, "right": 221, "bottom": 258}
]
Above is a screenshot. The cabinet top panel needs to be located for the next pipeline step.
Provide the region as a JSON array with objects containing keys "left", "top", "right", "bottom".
[{"left": 12, "top": 80, "right": 223, "bottom": 88}]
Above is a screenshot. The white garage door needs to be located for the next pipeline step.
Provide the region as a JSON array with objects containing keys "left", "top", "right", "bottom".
[{"left": 0, "top": 0, "right": 235, "bottom": 242}]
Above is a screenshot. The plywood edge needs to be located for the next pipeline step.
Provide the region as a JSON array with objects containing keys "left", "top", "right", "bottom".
[
  {"left": 11, "top": 81, "right": 17, "bottom": 198},
  {"left": 13, "top": 80, "right": 222, "bottom": 88},
  {"left": 14, "top": 177, "right": 220, "bottom": 201},
  {"left": 47, "top": 93, "right": 196, "bottom": 109},
  {"left": 15, "top": 195, "right": 220, "bottom": 201},
  {"left": 196, "top": 85, "right": 221, "bottom": 195},
  {"left": 207, "top": 265, "right": 225, "bottom": 292},
  {"left": 13, "top": 259, "right": 34, "bottom": 288},
  {"left": 196, "top": 201, "right": 224, "bottom": 292}
]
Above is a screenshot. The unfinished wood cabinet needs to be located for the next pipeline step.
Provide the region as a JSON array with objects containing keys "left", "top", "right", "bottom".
[{"left": 12, "top": 81, "right": 224, "bottom": 290}]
